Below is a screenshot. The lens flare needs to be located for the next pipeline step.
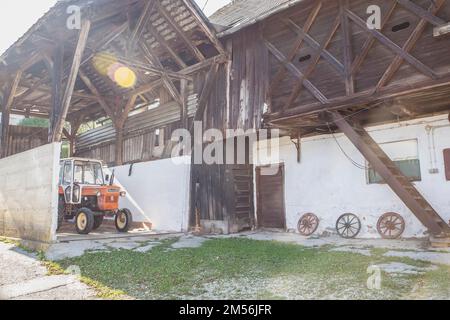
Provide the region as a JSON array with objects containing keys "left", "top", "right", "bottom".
[
  {"left": 114, "top": 67, "right": 137, "bottom": 88},
  {"left": 92, "top": 52, "right": 117, "bottom": 75}
]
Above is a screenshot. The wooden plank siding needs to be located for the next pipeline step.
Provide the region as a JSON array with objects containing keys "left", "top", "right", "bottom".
[{"left": 0, "top": 126, "right": 47, "bottom": 158}]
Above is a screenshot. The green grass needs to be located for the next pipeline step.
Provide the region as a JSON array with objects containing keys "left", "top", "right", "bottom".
[{"left": 57, "top": 238, "right": 450, "bottom": 300}]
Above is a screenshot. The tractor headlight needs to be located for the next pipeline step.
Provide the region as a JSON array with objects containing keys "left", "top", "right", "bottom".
[
  {"left": 96, "top": 191, "right": 101, "bottom": 197},
  {"left": 72, "top": 185, "right": 81, "bottom": 203},
  {"left": 120, "top": 191, "right": 127, "bottom": 197}
]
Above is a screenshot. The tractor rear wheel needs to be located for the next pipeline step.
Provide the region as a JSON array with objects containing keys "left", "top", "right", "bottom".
[
  {"left": 57, "top": 197, "right": 65, "bottom": 231},
  {"left": 93, "top": 215, "right": 104, "bottom": 230},
  {"left": 75, "top": 208, "right": 95, "bottom": 235},
  {"left": 115, "top": 209, "right": 133, "bottom": 233}
]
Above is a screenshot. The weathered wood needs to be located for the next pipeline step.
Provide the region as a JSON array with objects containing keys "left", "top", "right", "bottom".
[
  {"left": 48, "top": 45, "right": 64, "bottom": 142},
  {"left": 264, "top": 40, "right": 328, "bottom": 104},
  {"left": 376, "top": 0, "right": 445, "bottom": 91},
  {"left": 1, "top": 71, "right": 22, "bottom": 158},
  {"left": 181, "top": 0, "right": 227, "bottom": 55},
  {"left": 193, "top": 63, "right": 220, "bottom": 123},
  {"left": 268, "top": 2, "right": 322, "bottom": 101},
  {"left": 434, "top": 23, "right": 450, "bottom": 37},
  {"left": 395, "top": 0, "right": 446, "bottom": 27},
  {"left": 281, "top": 14, "right": 341, "bottom": 110},
  {"left": 155, "top": 1, "right": 205, "bottom": 62},
  {"left": 128, "top": 0, "right": 156, "bottom": 52},
  {"left": 346, "top": 9, "right": 438, "bottom": 80},
  {"left": 51, "top": 19, "right": 91, "bottom": 142},
  {"left": 340, "top": 0, "right": 354, "bottom": 95}
]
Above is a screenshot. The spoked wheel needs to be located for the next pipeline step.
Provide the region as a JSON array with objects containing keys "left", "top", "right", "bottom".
[
  {"left": 298, "top": 213, "right": 320, "bottom": 236},
  {"left": 336, "top": 213, "right": 361, "bottom": 239},
  {"left": 75, "top": 208, "right": 95, "bottom": 235},
  {"left": 115, "top": 209, "right": 133, "bottom": 233},
  {"left": 377, "top": 212, "right": 405, "bottom": 239}
]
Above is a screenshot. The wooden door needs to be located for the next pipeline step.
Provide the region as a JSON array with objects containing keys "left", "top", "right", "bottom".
[{"left": 256, "top": 164, "right": 286, "bottom": 229}]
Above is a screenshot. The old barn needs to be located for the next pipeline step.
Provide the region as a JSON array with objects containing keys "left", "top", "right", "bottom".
[{"left": 1, "top": 0, "right": 450, "bottom": 245}]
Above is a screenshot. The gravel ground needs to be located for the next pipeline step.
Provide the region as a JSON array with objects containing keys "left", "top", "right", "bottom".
[{"left": 0, "top": 242, "right": 96, "bottom": 300}]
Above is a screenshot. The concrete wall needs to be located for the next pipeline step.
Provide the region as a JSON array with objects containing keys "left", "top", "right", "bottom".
[
  {"left": 112, "top": 156, "right": 191, "bottom": 232},
  {"left": 254, "top": 115, "right": 450, "bottom": 238},
  {"left": 0, "top": 143, "right": 60, "bottom": 244}
]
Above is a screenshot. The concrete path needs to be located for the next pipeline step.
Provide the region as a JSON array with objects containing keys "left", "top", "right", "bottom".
[{"left": 0, "top": 242, "right": 95, "bottom": 300}]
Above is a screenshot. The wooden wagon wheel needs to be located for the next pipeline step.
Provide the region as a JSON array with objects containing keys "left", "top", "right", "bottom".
[
  {"left": 297, "top": 213, "right": 319, "bottom": 236},
  {"left": 336, "top": 213, "right": 361, "bottom": 239},
  {"left": 377, "top": 212, "right": 405, "bottom": 239}
]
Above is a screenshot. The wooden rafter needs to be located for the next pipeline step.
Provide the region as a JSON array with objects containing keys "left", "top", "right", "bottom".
[
  {"left": 268, "top": 2, "right": 323, "bottom": 101},
  {"left": 1, "top": 71, "right": 22, "bottom": 158},
  {"left": 181, "top": 0, "right": 227, "bottom": 55},
  {"left": 375, "top": 0, "right": 445, "bottom": 91},
  {"left": 395, "top": 0, "right": 446, "bottom": 27},
  {"left": 340, "top": 0, "right": 354, "bottom": 95},
  {"left": 264, "top": 40, "right": 328, "bottom": 104},
  {"left": 146, "top": 23, "right": 188, "bottom": 69},
  {"left": 155, "top": 1, "right": 206, "bottom": 62},
  {"left": 282, "top": 18, "right": 344, "bottom": 76},
  {"left": 350, "top": 2, "right": 397, "bottom": 76},
  {"left": 51, "top": 19, "right": 91, "bottom": 142},
  {"left": 128, "top": 0, "right": 156, "bottom": 52},
  {"left": 140, "top": 42, "right": 183, "bottom": 106},
  {"left": 346, "top": 9, "right": 438, "bottom": 80},
  {"left": 281, "top": 14, "right": 341, "bottom": 110}
]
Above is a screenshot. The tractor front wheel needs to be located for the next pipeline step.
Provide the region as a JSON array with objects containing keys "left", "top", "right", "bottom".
[
  {"left": 115, "top": 209, "right": 133, "bottom": 233},
  {"left": 75, "top": 208, "right": 95, "bottom": 235}
]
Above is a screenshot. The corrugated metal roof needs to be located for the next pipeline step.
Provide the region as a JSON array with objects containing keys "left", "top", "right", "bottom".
[{"left": 209, "top": 0, "right": 304, "bottom": 37}]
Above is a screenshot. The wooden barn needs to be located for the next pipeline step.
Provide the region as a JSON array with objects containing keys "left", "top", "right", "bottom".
[{"left": 1, "top": 0, "right": 450, "bottom": 241}]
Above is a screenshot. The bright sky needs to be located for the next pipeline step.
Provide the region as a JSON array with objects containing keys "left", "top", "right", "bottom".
[{"left": 0, "top": 0, "right": 231, "bottom": 55}]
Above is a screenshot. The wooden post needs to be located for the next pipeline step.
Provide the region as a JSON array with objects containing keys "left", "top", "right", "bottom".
[
  {"left": 1, "top": 71, "right": 22, "bottom": 158},
  {"left": 180, "top": 79, "right": 189, "bottom": 129},
  {"left": 114, "top": 122, "right": 125, "bottom": 166},
  {"left": 51, "top": 20, "right": 91, "bottom": 143},
  {"left": 48, "top": 45, "right": 64, "bottom": 142}
]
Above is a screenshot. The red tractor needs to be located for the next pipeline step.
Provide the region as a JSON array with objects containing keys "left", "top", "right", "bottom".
[{"left": 58, "top": 158, "right": 133, "bottom": 235}]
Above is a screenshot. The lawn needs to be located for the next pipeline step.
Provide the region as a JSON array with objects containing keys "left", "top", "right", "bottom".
[{"left": 57, "top": 238, "right": 450, "bottom": 300}]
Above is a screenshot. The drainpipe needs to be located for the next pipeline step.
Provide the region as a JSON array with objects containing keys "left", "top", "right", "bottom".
[{"left": 425, "top": 124, "right": 450, "bottom": 173}]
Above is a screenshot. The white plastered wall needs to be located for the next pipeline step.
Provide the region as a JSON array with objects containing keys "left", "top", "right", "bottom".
[
  {"left": 111, "top": 156, "right": 191, "bottom": 232},
  {"left": 0, "top": 143, "right": 60, "bottom": 243},
  {"left": 254, "top": 115, "right": 450, "bottom": 238}
]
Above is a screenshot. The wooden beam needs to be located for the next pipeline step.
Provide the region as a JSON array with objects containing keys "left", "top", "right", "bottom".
[
  {"left": 128, "top": 0, "right": 156, "bottom": 52},
  {"left": 146, "top": 24, "right": 188, "bottom": 69},
  {"left": 282, "top": 18, "right": 344, "bottom": 76},
  {"left": 51, "top": 20, "right": 91, "bottom": 143},
  {"left": 78, "top": 69, "right": 116, "bottom": 121},
  {"left": 268, "top": 2, "right": 323, "bottom": 101},
  {"left": 340, "top": 0, "right": 354, "bottom": 95},
  {"left": 155, "top": 1, "right": 205, "bottom": 62},
  {"left": 395, "top": 0, "right": 446, "bottom": 27},
  {"left": 350, "top": 2, "right": 397, "bottom": 76},
  {"left": 192, "top": 63, "right": 220, "bottom": 124},
  {"left": 281, "top": 15, "right": 341, "bottom": 110},
  {"left": 48, "top": 45, "right": 64, "bottom": 142},
  {"left": 376, "top": 0, "right": 445, "bottom": 91},
  {"left": 1, "top": 71, "right": 22, "bottom": 158},
  {"left": 130, "top": 79, "right": 163, "bottom": 96},
  {"left": 139, "top": 42, "right": 183, "bottom": 105},
  {"left": 180, "top": 79, "right": 189, "bottom": 129},
  {"left": 264, "top": 40, "right": 328, "bottom": 104},
  {"left": 181, "top": 0, "right": 227, "bottom": 55},
  {"left": 346, "top": 9, "right": 438, "bottom": 80},
  {"left": 434, "top": 22, "right": 450, "bottom": 37}
]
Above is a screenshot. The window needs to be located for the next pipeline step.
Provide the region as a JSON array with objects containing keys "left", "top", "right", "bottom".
[
  {"left": 73, "top": 161, "right": 104, "bottom": 185},
  {"left": 368, "top": 159, "right": 422, "bottom": 184},
  {"left": 367, "top": 139, "right": 421, "bottom": 184},
  {"left": 63, "top": 162, "right": 73, "bottom": 185}
]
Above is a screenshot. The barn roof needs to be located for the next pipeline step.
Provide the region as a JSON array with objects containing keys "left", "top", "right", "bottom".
[{"left": 209, "top": 0, "right": 304, "bottom": 37}]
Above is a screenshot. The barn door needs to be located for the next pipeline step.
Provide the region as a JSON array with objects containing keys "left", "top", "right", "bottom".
[{"left": 256, "top": 164, "right": 286, "bottom": 229}]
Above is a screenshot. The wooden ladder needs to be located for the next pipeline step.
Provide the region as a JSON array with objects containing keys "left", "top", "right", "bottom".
[{"left": 329, "top": 111, "right": 450, "bottom": 237}]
